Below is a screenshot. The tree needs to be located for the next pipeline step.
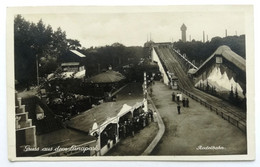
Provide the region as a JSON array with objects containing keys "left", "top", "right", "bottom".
[
  {"left": 14, "top": 15, "right": 36, "bottom": 86},
  {"left": 173, "top": 35, "right": 246, "bottom": 66},
  {"left": 14, "top": 15, "right": 82, "bottom": 87},
  {"left": 67, "top": 39, "right": 82, "bottom": 50}
]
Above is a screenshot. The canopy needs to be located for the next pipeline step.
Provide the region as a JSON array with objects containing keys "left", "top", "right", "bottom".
[
  {"left": 117, "top": 104, "right": 132, "bottom": 117},
  {"left": 90, "top": 117, "right": 119, "bottom": 135},
  {"left": 92, "top": 122, "right": 98, "bottom": 131},
  {"left": 86, "top": 70, "right": 125, "bottom": 83}
]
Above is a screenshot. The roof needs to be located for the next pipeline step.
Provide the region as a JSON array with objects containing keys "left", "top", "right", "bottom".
[
  {"left": 37, "top": 128, "right": 96, "bottom": 148},
  {"left": 70, "top": 50, "right": 86, "bottom": 58},
  {"left": 181, "top": 23, "right": 187, "bottom": 30},
  {"left": 21, "top": 128, "right": 97, "bottom": 156},
  {"left": 61, "top": 62, "right": 80, "bottom": 66},
  {"left": 67, "top": 102, "right": 122, "bottom": 133},
  {"left": 66, "top": 83, "right": 143, "bottom": 133},
  {"left": 188, "top": 68, "right": 197, "bottom": 74},
  {"left": 86, "top": 70, "right": 125, "bottom": 83},
  {"left": 196, "top": 45, "right": 246, "bottom": 73},
  {"left": 74, "top": 70, "right": 86, "bottom": 79}
]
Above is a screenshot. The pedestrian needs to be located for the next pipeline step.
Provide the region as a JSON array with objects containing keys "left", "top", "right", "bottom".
[
  {"left": 129, "top": 121, "right": 135, "bottom": 137},
  {"left": 182, "top": 98, "right": 186, "bottom": 107},
  {"left": 136, "top": 116, "right": 141, "bottom": 131},
  {"left": 176, "top": 93, "right": 180, "bottom": 102},
  {"left": 150, "top": 110, "right": 154, "bottom": 122},
  {"left": 142, "top": 115, "right": 146, "bottom": 127},
  {"left": 123, "top": 122, "right": 127, "bottom": 138},
  {"left": 177, "top": 104, "right": 181, "bottom": 114},
  {"left": 145, "top": 113, "right": 149, "bottom": 125},
  {"left": 179, "top": 93, "right": 183, "bottom": 101},
  {"left": 186, "top": 98, "right": 189, "bottom": 107},
  {"left": 172, "top": 92, "right": 175, "bottom": 101},
  {"left": 119, "top": 124, "right": 123, "bottom": 138}
]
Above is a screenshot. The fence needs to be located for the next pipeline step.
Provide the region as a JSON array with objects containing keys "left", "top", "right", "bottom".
[{"left": 178, "top": 86, "right": 246, "bottom": 133}]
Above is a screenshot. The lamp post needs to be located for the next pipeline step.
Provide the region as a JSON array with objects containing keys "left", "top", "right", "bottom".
[
  {"left": 143, "top": 72, "right": 147, "bottom": 99},
  {"left": 143, "top": 72, "right": 148, "bottom": 112},
  {"left": 36, "top": 54, "right": 39, "bottom": 86}
]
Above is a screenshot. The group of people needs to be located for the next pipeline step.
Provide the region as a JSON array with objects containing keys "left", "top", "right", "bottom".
[
  {"left": 118, "top": 110, "right": 154, "bottom": 138},
  {"left": 172, "top": 92, "right": 190, "bottom": 115},
  {"left": 182, "top": 98, "right": 189, "bottom": 107},
  {"left": 172, "top": 92, "right": 183, "bottom": 102}
]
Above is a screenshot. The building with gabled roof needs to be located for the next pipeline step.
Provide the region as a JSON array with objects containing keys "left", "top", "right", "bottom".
[{"left": 193, "top": 45, "right": 246, "bottom": 98}]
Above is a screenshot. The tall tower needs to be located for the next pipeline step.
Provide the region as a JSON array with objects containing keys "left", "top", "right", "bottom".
[{"left": 180, "top": 24, "right": 187, "bottom": 42}]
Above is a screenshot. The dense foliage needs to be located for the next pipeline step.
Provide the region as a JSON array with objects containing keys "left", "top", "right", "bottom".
[
  {"left": 14, "top": 15, "right": 145, "bottom": 88},
  {"left": 80, "top": 44, "right": 144, "bottom": 77},
  {"left": 14, "top": 15, "right": 81, "bottom": 87},
  {"left": 173, "top": 35, "right": 246, "bottom": 67}
]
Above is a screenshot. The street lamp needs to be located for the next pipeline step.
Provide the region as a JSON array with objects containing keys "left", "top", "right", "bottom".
[
  {"left": 36, "top": 54, "right": 39, "bottom": 86},
  {"left": 30, "top": 44, "right": 40, "bottom": 87}
]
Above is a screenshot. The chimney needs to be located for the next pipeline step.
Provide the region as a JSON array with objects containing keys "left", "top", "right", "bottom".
[
  {"left": 203, "top": 31, "right": 205, "bottom": 43},
  {"left": 225, "top": 29, "right": 227, "bottom": 37}
]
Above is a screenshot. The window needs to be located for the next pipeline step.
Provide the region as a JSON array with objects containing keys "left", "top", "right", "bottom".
[{"left": 216, "top": 56, "right": 223, "bottom": 64}]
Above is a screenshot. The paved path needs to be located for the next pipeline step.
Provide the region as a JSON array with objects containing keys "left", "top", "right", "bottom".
[
  {"left": 105, "top": 122, "right": 158, "bottom": 156},
  {"left": 142, "top": 95, "right": 165, "bottom": 155},
  {"left": 150, "top": 81, "right": 247, "bottom": 155}
]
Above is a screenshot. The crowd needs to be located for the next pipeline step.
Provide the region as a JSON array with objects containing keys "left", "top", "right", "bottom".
[
  {"left": 118, "top": 110, "right": 154, "bottom": 138},
  {"left": 172, "top": 92, "right": 190, "bottom": 114}
]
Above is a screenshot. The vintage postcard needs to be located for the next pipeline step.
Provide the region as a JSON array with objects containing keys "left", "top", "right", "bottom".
[{"left": 6, "top": 5, "right": 255, "bottom": 161}]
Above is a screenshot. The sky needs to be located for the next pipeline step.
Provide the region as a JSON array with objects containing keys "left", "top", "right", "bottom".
[{"left": 21, "top": 8, "right": 246, "bottom": 48}]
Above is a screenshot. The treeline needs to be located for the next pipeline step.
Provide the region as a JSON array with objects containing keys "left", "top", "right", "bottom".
[
  {"left": 173, "top": 35, "right": 246, "bottom": 67},
  {"left": 14, "top": 15, "right": 145, "bottom": 88},
  {"left": 80, "top": 43, "right": 144, "bottom": 77},
  {"left": 15, "top": 15, "right": 81, "bottom": 87}
]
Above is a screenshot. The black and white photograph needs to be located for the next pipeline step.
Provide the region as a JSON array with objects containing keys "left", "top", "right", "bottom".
[{"left": 6, "top": 5, "right": 255, "bottom": 161}]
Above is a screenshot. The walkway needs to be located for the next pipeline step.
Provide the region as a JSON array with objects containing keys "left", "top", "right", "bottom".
[
  {"left": 105, "top": 121, "right": 158, "bottom": 156},
  {"left": 150, "top": 81, "right": 247, "bottom": 155}
]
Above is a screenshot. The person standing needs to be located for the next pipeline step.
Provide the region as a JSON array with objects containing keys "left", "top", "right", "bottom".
[
  {"left": 123, "top": 122, "right": 127, "bottom": 138},
  {"left": 172, "top": 92, "right": 175, "bottom": 101},
  {"left": 186, "top": 98, "right": 189, "bottom": 107},
  {"left": 151, "top": 110, "right": 154, "bottom": 122},
  {"left": 182, "top": 98, "right": 186, "bottom": 107},
  {"left": 177, "top": 104, "right": 181, "bottom": 114}
]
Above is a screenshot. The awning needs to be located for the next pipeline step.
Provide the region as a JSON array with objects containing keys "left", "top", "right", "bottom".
[{"left": 117, "top": 104, "right": 132, "bottom": 117}]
